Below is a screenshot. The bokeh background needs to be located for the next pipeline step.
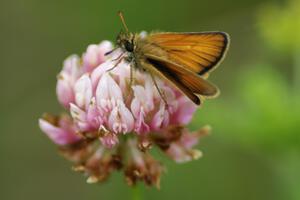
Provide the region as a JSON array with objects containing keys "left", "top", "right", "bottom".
[{"left": 1, "top": 0, "right": 300, "bottom": 199}]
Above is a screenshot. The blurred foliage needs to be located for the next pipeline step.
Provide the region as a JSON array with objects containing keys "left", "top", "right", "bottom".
[
  {"left": 197, "top": 65, "right": 300, "bottom": 152},
  {"left": 237, "top": 65, "right": 300, "bottom": 150},
  {"left": 257, "top": 0, "right": 300, "bottom": 52}
]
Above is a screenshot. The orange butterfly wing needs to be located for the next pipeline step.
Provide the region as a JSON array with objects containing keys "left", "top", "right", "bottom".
[
  {"left": 148, "top": 32, "right": 229, "bottom": 76},
  {"left": 144, "top": 54, "right": 219, "bottom": 105}
]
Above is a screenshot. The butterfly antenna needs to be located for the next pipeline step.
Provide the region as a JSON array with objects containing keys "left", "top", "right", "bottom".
[{"left": 118, "top": 11, "right": 129, "bottom": 33}]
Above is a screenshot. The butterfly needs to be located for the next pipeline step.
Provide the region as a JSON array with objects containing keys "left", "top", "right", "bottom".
[{"left": 106, "top": 12, "right": 229, "bottom": 105}]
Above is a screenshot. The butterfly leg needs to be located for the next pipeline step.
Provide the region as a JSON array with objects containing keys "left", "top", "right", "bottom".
[
  {"left": 106, "top": 53, "right": 125, "bottom": 72},
  {"left": 111, "top": 51, "right": 125, "bottom": 61},
  {"left": 124, "top": 64, "right": 135, "bottom": 105},
  {"left": 129, "top": 64, "right": 134, "bottom": 88},
  {"left": 148, "top": 71, "right": 169, "bottom": 108}
]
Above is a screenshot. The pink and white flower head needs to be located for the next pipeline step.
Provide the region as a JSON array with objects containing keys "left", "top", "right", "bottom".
[{"left": 39, "top": 39, "right": 211, "bottom": 188}]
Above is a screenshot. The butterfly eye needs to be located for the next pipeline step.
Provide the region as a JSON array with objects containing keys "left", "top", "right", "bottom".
[{"left": 124, "top": 40, "right": 134, "bottom": 52}]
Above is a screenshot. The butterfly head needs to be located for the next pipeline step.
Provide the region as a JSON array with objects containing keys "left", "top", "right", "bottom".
[
  {"left": 115, "top": 11, "right": 135, "bottom": 53},
  {"left": 117, "top": 31, "right": 135, "bottom": 52}
]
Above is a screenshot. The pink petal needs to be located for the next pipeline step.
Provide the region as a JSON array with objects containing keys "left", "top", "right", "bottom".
[
  {"left": 96, "top": 73, "right": 123, "bottom": 112},
  {"left": 100, "top": 132, "right": 119, "bottom": 148},
  {"left": 171, "top": 96, "right": 197, "bottom": 124},
  {"left": 83, "top": 45, "right": 101, "bottom": 71},
  {"left": 134, "top": 108, "right": 150, "bottom": 134},
  {"left": 56, "top": 73, "right": 74, "bottom": 108},
  {"left": 130, "top": 85, "right": 154, "bottom": 134},
  {"left": 108, "top": 101, "right": 134, "bottom": 134},
  {"left": 91, "top": 51, "right": 128, "bottom": 92},
  {"left": 166, "top": 143, "right": 192, "bottom": 163},
  {"left": 86, "top": 97, "right": 105, "bottom": 129},
  {"left": 180, "top": 133, "right": 199, "bottom": 149},
  {"left": 39, "top": 118, "right": 81, "bottom": 145},
  {"left": 82, "top": 41, "right": 113, "bottom": 73},
  {"left": 131, "top": 85, "right": 154, "bottom": 115},
  {"left": 74, "top": 74, "right": 93, "bottom": 109},
  {"left": 98, "top": 40, "right": 114, "bottom": 54},
  {"left": 118, "top": 102, "right": 135, "bottom": 132},
  {"left": 56, "top": 55, "right": 83, "bottom": 108},
  {"left": 111, "top": 61, "right": 131, "bottom": 91},
  {"left": 163, "top": 87, "right": 178, "bottom": 114},
  {"left": 150, "top": 103, "right": 170, "bottom": 130},
  {"left": 70, "top": 103, "right": 91, "bottom": 131},
  {"left": 62, "top": 55, "right": 81, "bottom": 77}
]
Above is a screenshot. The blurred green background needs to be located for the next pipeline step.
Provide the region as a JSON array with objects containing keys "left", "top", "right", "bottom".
[{"left": 1, "top": 0, "right": 300, "bottom": 199}]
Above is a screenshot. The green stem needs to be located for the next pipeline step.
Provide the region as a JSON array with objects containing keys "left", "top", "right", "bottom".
[{"left": 131, "top": 185, "right": 143, "bottom": 200}]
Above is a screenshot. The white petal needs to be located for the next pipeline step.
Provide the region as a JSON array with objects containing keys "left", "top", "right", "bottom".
[{"left": 74, "top": 74, "right": 92, "bottom": 109}]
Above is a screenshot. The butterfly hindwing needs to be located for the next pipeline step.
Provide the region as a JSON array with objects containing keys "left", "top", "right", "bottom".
[{"left": 143, "top": 54, "right": 219, "bottom": 105}]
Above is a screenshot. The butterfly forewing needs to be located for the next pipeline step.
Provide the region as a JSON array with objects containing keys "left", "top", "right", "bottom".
[{"left": 148, "top": 32, "right": 229, "bottom": 76}]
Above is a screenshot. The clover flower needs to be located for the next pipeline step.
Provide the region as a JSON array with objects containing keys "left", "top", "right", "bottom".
[{"left": 39, "top": 40, "right": 210, "bottom": 188}]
